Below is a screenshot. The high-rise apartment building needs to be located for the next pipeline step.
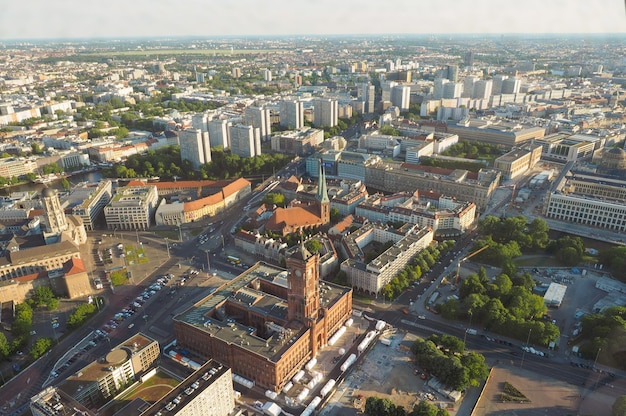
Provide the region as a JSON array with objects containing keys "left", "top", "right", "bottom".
[
  {"left": 191, "top": 113, "right": 210, "bottom": 132},
  {"left": 501, "top": 77, "right": 522, "bottom": 94},
  {"left": 313, "top": 98, "right": 338, "bottom": 128},
  {"left": 231, "top": 67, "right": 241, "bottom": 78},
  {"left": 473, "top": 79, "right": 493, "bottom": 99},
  {"left": 280, "top": 99, "right": 304, "bottom": 129},
  {"left": 229, "top": 124, "right": 261, "bottom": 158},
  {"left": 464, "top": 51, "right": 474, "bottom": 67},
  {"left": 492, "top": 74, "right": 508, "bottom": 95},
  {"left": 381, "top": 81, "right": 398, "bottom": 102},
  {"left": 244, "top": 106, "right": 271, "bottom": 142},
  {"left": 463, "top": 76, "right": 478, "bottom": 98},
  {"left": 446, "top": 64, "right": 459, "bottom": 82},
  {"left": 263, "top": 69, "right": 272, "bottom": 81},
  {"left": 433, "top": 78, "right": 448, "bottom": 100},
  {"left": 359, "top": 83, "right": 376, "bottom": 113},
  {"left": 442, "top": 82, "right": 463, "bottom": 99},
  {"left": 391, "top": 85, "right": 411, "bottom": 111},
  {"left": 208, "top": 119, "right": 230, "bottom": 149},
  {"left": 179, "top": 128, "right": 211, "bottom": 170}
]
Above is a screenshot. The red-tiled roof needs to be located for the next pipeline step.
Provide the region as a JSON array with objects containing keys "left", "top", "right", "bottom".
[
  {"left": 63, "top": 257, "right": 86, "bottom": 275},
  {"left": 265, "top": 206, "right": 322, "bottom": 231}
]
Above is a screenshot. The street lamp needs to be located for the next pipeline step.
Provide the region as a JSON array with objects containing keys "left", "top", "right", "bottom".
[
  {"left": 205, "top": 250, "right": 211, "bottom": 274},
  {"left": 165, "top": 238, "right": 170, "bottom": 258},
  {"left": 520, "top": 328, "right": 532, "bottom": 368},
  {"left": 463, "top": 312, "right": 473, "bottom": 349},
  {"left": 143, "top": 314, "right": 148, "bottom": 326}
]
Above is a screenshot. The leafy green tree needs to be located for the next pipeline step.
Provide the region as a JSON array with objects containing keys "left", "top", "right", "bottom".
[
  {"left": 262, "top": 192, "right": 285, "bottom": 207},
  {"left": 31, "top": 142, "right": 44, "bottom": 154},
  {"left": 60, "top": 177, "right": 70, "bottom": 191},
  {"left": 461, "top": 352, "right": 489, "bottom": 387},
  {"left": 30, "top": 337, "right": 54, "bottom": 359},
  {"left": 330, "top": 207, "right": 341, "bottom": 223},
  {"left": 612, "top": 395, "right": 626, "bottom": 416},
  {"left": 411, "top": 401, "right": 449, "bottom": 416},
  {"left": 12, "top": 303, "right": 33, "bottom": 337},
  {"left": 0, "top": 332, "right": 10, "bottom": 361},
  {"left": 304, "top": 239, "right": 322, "bottom": 254},
  {"left": 67, "top": 303, "right": 97, "bottom": 329},
  {"left": 30, "top": 286, "right": 59, "bottom": 310}
]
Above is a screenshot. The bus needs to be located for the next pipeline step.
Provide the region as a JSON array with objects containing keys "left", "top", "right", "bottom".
[{"left": 227, "top": 256, "right": 241, "bottom": 265}]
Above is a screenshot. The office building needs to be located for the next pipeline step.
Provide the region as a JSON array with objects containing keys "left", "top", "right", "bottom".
[
  {"left": 58, "top": 333, "right": 160, "bottom": 408},
  {"left": 180, "top": 128, "right": 211, "bottom": 170},
  {"left": 545, "top": 171, "right": 626, "bottom": 233},
  {"left": 69, "top": 180, "right": 113, "bottom": 230},
  {"left": 229, "top": 124, "right": 261, "bottom": 158},
  {"left": 280, "top": 99, "right": 304, "bottom": 130},
  {"left": 208, "top": 119, "right": 230, "bottom": 149},
  {"left": 355, "top": 191, "right": 476, "bottom": 236},
  {"left": 173, "top": 242, "right": 352, "bottom": 392},
  {"left": 31, "top": 387, "right": 95, "bottom": 416},
  {"left": 0, "top": 157, "right": 37, "bottom": 178},
  {"left": 270, "top": 127, "right": 324, "bottom": 156},
  {"left": 245, "top": 106, "right": 272, "bottom": 142},
  {"left": 493, "top": 143, "right": 543, "bottom": 180},
  {"left": 140, "top": 360, "right": 235, "bottom": 416},
  {"left": 104, "top": 185, "right": 158, "bottom": 231},
  {"left": 464, "top": 51, "right": 474, "bottom": 67},
  {"left": 313, "top": 98, "right": 338, "bottom": 128},
  {"left": 446, "top": 118, "right": 546, "bottom": 148},
  {"left": 232, "top": 67, "right": 241, "bottom": 78},
  {"left": 359, "top": 83, "right": 376, "bottom": 113},
  {"left": 0, "top": 240, "right": 80, "bottom": 282},
  {"left": 391, "top": 85, "right": 411, "bottom": 111}
]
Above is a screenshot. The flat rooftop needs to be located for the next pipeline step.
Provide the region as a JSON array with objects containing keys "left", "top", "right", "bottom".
[{"left": 174, "top": 261, "right": 350, "bottom": 361}]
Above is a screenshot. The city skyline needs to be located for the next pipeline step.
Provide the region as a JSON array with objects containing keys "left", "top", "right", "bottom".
[{"left": 1, "top": 0, "right": 624, "bottom": 41}]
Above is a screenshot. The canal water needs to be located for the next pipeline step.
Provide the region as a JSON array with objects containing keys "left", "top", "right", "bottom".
[{"left": 0, "top": 171, "right": 105, "bottom": 196}]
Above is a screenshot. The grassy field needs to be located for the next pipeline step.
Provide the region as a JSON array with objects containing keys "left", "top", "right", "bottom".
[{"left": 103, "top": 371, "right": 180, "bottom": 416}]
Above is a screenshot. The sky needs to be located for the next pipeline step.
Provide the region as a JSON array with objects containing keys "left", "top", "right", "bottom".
[{"left": 1, "top": 0, "right": 624, "bottom": 41}]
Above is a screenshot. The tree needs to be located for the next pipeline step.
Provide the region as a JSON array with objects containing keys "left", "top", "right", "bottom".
[
  {"left": 0, "top": 332, "right": 10, "bottom": 361},
  {"left": 612, "top": 395, "right": 626, "bottom": 416},
  {"left": 60, "top": 177, "right": 70, "bottom": 191},
  {"left": 31, "top": 142, "right": 44, "bottom": 154},
  {"left": 304, "top": 239, "right": 322, "bottom": 254},
  {"left": 330, "top": 207, "right": 341, "bottom": 223},
  {"left": 12, "top": 303, "right": 33, "bottom": 337},
  {"left": 411, "top": 401, "right": 438, "bottom": 416},
  {"left": 30, "top": 337, "right": 54, "bottom": 359},
  {"left": 30, "top": 286, "right": 58, "bottom": 310},
  {"left": 262, "top": 192, "right": 285, "bottom": 207}
]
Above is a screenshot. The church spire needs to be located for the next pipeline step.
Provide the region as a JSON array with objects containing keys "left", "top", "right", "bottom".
[{"left": 316, "top": 160, "right": 329, "bottom": 204}]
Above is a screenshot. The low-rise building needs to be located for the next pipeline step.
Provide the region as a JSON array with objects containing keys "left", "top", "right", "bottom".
[
  {"left": 494, "top": 143, "right": 542, "bottom": 180},
  {"left": 67, "top": 180, "right": 113, "bottom": 230},
  {"left": 270, "top": 127, "right": 324, "bottom": 156}
]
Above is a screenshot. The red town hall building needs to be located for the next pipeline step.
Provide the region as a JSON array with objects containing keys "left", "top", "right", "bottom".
[{"left": 173, "top": 241, "right": 352, "bottom": 391}]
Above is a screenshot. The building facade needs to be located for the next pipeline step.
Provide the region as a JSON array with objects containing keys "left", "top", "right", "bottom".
[
  {"left": 104, "top": 185, "right": 158, "bottom": 230},
  {"left": 71, "top": 180, "right": 113, "bottom": 231},
  {"left": 229, "top": 124, "right": 261, "bottom": 158},
  {"left": 180, "top": 128, "right": 212, "bottom": 170},
  {"left": 173, "top": 246, "right": 352, "bottom": 392}
]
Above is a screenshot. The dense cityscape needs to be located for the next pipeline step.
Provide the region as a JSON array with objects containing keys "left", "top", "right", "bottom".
[{"left": 1, "top": 26, "right": 626, "bottom": 416}]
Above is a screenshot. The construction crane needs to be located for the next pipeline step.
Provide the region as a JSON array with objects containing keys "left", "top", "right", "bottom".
[{"left": 455, "top": 245, "right": 490, "bottom": 285}]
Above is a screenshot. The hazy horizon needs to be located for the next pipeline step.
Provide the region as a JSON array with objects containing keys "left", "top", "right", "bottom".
[{"left": 1, "top": 0, "right": 624, "bottom": 41}]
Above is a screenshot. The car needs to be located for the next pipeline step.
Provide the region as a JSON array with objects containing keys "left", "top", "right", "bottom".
[
  {"left": 128, "top": 323, "right": 135, "bottom": 329},
  {"left": 52, "top": 323, "right": 60, "bottom": 329},
  {"left": 29, "top": 330, "right": 37, "bottom": 335},
  {"left": 417, "top": 315, "right": 426, "bottom": 320}
]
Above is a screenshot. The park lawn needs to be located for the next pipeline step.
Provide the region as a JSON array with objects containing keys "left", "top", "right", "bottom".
[
  {"left": 513, "top": 256, "right": 564, "bottom": 268},
  {"left": 154, "top": 230, "right": 179, "bottom": 240}
]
